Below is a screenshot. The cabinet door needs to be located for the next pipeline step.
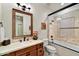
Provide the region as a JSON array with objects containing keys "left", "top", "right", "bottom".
[
  {"left": 37, "top": 48, "right": 44, "bottom": 56},
  {"left": 30, "top": 50, "right": 37, "bottom": 56},
  {"left": 30, "top": 45, "right": 37, "bottom": 56}
]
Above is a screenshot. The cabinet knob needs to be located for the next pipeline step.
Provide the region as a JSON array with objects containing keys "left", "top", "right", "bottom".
[
  {"left": 40, "top": 50, "right": 42, "bottom": 52},
  {"left": 40, "top": 45, "right": 41, "bottom": 46}
]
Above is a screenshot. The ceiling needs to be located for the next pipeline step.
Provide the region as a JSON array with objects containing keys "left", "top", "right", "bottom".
[
  {"left": 31, "top": 3, "right": 71, "bottom": 13},
  {"left": 45, "top": 3, "right": 70, "bottom": 12}
]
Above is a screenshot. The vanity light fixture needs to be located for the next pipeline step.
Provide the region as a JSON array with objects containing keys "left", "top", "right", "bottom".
[
  {"left": 16, "top": 3, "right": 31, "bottom": 11},
  {"left": 16, "top": 3, "right": 21, "bottom": 6}
]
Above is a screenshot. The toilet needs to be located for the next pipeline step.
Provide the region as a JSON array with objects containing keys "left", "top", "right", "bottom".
[{"left": 43, "top": 39, "right": 56, "bottom": 56}]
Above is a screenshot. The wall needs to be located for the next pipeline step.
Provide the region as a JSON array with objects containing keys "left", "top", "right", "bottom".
[
  {"left": 1, "top": 3, "right": 49, "bottom": 40},
  {"left": 60, "top": 8, "right": 79, "bottom": 38},
  {"left": 0, "top": 3, "right": 2, "bottom": 21},
  {"left": 1, "top": 3, "right": 14, "bottom": 38},
  {"left": 57, "top": 4, "right": 79, "bottom": 45},
  {"left": 31, "top": 4, "right": 49, "bottom": 39},
  {"left": 48, "top": 15, "right": 59, "bottom": 39}
]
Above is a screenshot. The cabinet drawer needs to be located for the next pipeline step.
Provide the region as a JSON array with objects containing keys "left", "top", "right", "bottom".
[
  {"left": 37, "top": 43, "right": 43, "bottom": 49},
  {"left": 37, "top": 48, "right": 44, "bottom": 56}
]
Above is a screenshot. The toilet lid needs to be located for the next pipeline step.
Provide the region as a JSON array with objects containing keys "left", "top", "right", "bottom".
[{"left": 46, "top": 45, "right": 56, "bottom": 50}]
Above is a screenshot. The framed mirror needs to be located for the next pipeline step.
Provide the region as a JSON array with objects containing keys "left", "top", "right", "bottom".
[{"left": 12, "top": 8, "right": 33, "bottom": 38}]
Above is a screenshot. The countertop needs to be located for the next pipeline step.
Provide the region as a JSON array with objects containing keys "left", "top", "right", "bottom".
[{"left": 0, "top": 39, "right": 43, "bottom": 56}]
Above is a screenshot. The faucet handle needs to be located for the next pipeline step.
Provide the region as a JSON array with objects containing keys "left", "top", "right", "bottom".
[
  {"left": 24, "top": 37, "right": 26, "bottom": 41},
  {"left": 27, "top": 38, "right": 29, "bottom": 41}
]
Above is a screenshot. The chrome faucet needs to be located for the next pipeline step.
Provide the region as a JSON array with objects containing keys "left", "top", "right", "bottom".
[{"left": 24, "top": 37, "right": 26, "bottom": 41}]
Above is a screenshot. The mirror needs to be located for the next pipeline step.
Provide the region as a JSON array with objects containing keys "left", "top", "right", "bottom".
[{"left": 12, "top": 8, "right": 33, "bottom": 38}]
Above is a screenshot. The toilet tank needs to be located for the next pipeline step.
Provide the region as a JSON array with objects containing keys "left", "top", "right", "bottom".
[{"left": 43, "top": 39, "right": 49, "bottom": 46}]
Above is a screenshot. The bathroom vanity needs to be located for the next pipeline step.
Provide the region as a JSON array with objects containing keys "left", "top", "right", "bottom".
[{"left": 0, "top": 40, "right": 44, "bottom": 56}]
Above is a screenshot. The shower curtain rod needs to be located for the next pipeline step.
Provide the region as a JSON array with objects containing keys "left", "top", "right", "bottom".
[{"left": 48, "top": 3, "right": 78, "bottom": 16}]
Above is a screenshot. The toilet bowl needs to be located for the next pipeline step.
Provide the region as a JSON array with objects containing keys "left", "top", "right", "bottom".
[
  {"left": 45, "top": 45, "right": 56, "bottom": 56},
  {"left": 43, "top": 39, "right": 56, "bottom": 56}
]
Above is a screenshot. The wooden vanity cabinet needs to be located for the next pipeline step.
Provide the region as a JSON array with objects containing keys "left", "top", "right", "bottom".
[
  {"left": 5, "top": 43, "right": 44, "bottom": 56},
  {"left": 15, "top": 46, "right": 31, "bottom": 56}
]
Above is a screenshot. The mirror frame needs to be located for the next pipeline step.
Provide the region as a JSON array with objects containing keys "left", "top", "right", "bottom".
[{"left": 12, "top": 8, "right": 33, "bottom": 39}]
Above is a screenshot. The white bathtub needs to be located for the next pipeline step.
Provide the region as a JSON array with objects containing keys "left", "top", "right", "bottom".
[{"left": 53, "top": 39, "right": 79, "bottom": 56}]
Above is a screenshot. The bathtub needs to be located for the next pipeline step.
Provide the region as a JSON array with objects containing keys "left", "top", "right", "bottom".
[{"left": 52, "top": 39, "right": 79, "bottom": 56}]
